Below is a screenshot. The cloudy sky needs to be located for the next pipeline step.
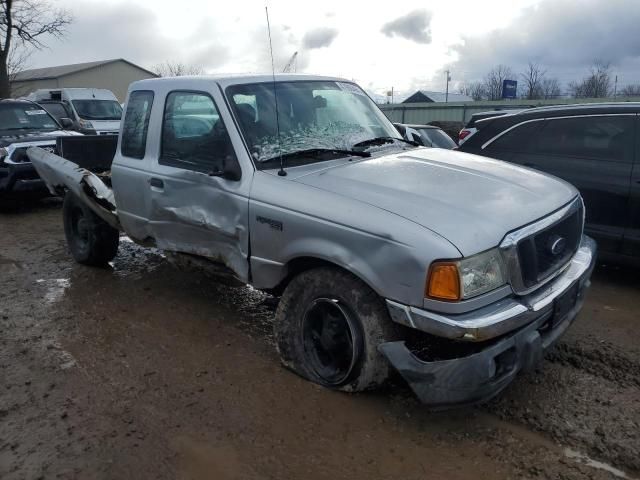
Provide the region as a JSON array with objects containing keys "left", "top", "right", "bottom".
[{"left": 25, "top": 0, "right": 640, "bottom": 99}]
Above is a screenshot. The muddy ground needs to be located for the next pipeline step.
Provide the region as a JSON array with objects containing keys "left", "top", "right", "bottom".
[{"left": 1, "top": 199, "right": 639, "bottom": 480}]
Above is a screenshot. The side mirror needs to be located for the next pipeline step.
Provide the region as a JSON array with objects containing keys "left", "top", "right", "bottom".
[
  {"left": 60, "top": 118, "right": 73, "bottom": 129},
  {"left": 208, "top": 155, "right": 241, "bottom": 181}
]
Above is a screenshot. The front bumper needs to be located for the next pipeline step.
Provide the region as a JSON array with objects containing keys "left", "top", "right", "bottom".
[
  {"left": 0, "top": 162, "right": 48, "bottom": 197},
  {"left": 379, "top": 235, "right": 596, "bottom": 408}
]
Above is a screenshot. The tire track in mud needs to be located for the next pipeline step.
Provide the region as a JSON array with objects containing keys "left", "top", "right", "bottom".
[
  {"left": 486, "top": 336, "right": 640, "bottom": 476},
  {"left": 548, "top": 340, "right": 640, "bottom": 388}
]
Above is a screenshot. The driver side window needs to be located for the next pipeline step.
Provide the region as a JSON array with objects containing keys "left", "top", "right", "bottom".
[{"left": 160, "top": 91, "right": 237, "bottom": 173}]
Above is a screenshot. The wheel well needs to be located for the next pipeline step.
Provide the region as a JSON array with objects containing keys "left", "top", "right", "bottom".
[{"left": 268, "top": 257, "right": 362, "bottom": 297}]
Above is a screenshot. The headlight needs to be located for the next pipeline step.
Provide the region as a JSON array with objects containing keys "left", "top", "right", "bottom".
[
  {"left": 78, "top": 119, "right": 93, "bottom": 129},
  {"left": 427, "top": 248, "right": 506, "bottom": 301},
  {"left": 0, "top": 147, "right": 7, "bottom": 161}
]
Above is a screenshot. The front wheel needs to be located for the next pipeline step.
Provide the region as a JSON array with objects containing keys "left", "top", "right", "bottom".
[
  {"left": 63, "top": 192, "right": 119, "bottom": 266},
  {"left": 274, "top": 267, "right": 398, "bottom": 392}
]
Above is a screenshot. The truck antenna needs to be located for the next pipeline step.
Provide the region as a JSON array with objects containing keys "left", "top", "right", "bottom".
[{"left": 265, "top": 5, "right": 286, "bottom": 177}]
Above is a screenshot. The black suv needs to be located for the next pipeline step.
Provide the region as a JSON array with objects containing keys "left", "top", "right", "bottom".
[{"left": 458, "top": 103, "right": 640, "bottom": 259}]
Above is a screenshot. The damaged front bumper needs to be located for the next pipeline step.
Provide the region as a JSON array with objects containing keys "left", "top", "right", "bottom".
[
  {"left": 379, "top": 235, "right": 597, "bottom": 408},
  {"left": 0, "top": 162, "right": 49, "bottom": 197}
]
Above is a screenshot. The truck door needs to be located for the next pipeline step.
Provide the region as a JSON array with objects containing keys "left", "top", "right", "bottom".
[
  {"left": 111, "top": 90, "right": 156, "bottom": 241},
  {"left": 147, "top": 89, "right": 251, "bottom": 282},
  {"left": 511, "top": 115, "right": 635, "bottom": 255},
  {"left": 623, "top": 114, "right": 640, "bottom": 257}
]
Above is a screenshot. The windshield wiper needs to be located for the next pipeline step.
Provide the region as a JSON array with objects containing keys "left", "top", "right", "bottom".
[
  {"left": 352, "top": 136, "right": 419, "bottom": 148},
  {"left": 260, "top": 148, "right": 370, "bottom": 166}
]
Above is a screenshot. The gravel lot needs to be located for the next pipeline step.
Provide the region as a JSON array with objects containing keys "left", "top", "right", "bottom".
[{"left": 1, "top": 199, "right": 639, "bottom": 480}]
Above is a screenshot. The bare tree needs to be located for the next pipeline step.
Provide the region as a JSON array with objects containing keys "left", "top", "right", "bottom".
[
  {"left": 540, "top": 77, "right": 562, "bottom": 99},
  {"left": 6, "top": 45, "right": 31, "bottom": 96},
  {"left": 483, "top": 65, "right": 515, "bottom": 100},
  {"left": 568, "top": 61, "right": 613, "bottom": 98},
  {"left": 457, "top": 81, "right": 486, "bottom": 101},
  {"left": 520, "top": 61, "right": 546, "bottom": 99},
  {"left": 153, "top": 61, "right": 205, "bottom": 77},
  {"left": 0, "top": 0, "right": 72, "bottom": 98},
  {"left": 619, "top": 84, "right": 640, "bottom": 96}
]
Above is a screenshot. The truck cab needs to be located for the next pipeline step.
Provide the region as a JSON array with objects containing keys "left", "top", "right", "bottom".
[{"left": 27, "top": 88, "right": 122, "bottom": 135}]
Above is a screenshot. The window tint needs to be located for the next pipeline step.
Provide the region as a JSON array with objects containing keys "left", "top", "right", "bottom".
[
  {"left": 40, "top": 103, "right": 71, "bottom": 122},
  {"left": 160, "top": 91, "right": 236, "bottom": 173},
  {"left": 0, "top": 103, "right": 58, "bottom": 130},
  {"left": 420, "top": 128, "right": 457, "bottom": 149},
  {"left": 534, "top": 116, "right": 633, "bottom": 162},
  {"left": 72, "top": 100, "right": 122, "bottom": 121},
  {"left": 403, "top": 126, "right": 424, "bottom": 145},
  {"left": 486, "top": 121, "right": 542, "bottom": 152},
  {"left": 411, "top": 132, "right": 426, "bottom": 146},
  {"left": 121, "top": 91, "right": 153, "bottom": 159}
]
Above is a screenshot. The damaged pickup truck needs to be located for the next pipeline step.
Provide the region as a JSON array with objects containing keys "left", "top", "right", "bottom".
[{"left": 29, "top": 74, "right": 596, "bottom": 407}]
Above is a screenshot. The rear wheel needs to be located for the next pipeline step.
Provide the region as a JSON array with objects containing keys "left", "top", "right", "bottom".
[
  {"left": 63, "top": 192, "right": 119, "bottom": 266},
  {"left": 274, "top": 267, "right": 398, "bottom": 392}
]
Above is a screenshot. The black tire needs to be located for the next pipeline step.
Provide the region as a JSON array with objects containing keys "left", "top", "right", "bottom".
[
  {"left": 274, "top": 267, "right": 399, "bottom": 392},
  {"left": 63, "top": 192, "right": 119, "bottom": 266}
]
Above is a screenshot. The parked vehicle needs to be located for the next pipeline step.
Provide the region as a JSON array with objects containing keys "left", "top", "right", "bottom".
[
  {"left": 458, "top": 110, "right": 523, "bottom": 145},
  {"left": 27, "top": 88, "right": 122, "bottom": 135},
  {"left": 0, "top": 99, "right": 81, "bottom": 202},
  {"left": 458, "top": 103, "right": 640, "bottom": 260},
  {"left": 394, "top": 123, "right": 457, "bottom": 149},
  {"left": 29, "top": 75, "right": 596, "bottom": 407}
]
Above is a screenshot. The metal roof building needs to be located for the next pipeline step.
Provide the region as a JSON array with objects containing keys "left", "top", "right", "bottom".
[
  {"left": 11, "top": 58, "right": 158, "bottom": 101},
  {"left": 402, "top": 90, "right": 473, "bottom": 103}
]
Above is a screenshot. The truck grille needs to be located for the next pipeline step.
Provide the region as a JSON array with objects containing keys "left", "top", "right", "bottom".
[
  {"left": 516, "top": 204, "right": 583, "bottom": 289},
  {"left": 10, "top": 145, "right": 57, "bottom": 163}
]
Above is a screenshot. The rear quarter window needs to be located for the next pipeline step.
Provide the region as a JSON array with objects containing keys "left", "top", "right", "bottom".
[
  {"left": 484, "top": 120, "right": 543, "bottom": 153},
  {"left": 121, "top": 90, "right": 154, "bottom": 159},
  {"left": 532, "top": 115, "right": 634, "bottom": 162}
]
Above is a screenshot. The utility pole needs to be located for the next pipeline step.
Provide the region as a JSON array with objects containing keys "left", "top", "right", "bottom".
[
  {"left": 445, "top": 70, "right": 451, "bottom": 102},
  {"left": 614, "top": 75, "right": 618, "bottom": 98}
]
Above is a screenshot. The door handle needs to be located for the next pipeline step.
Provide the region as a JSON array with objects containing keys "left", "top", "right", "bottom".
[{"left": 149, "top": 177, "right": 164, "bottom": 189}]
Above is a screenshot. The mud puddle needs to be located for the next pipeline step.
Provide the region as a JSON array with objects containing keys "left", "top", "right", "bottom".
[{"left": 1, "top": 202, "right": 639, "bottom": 479}]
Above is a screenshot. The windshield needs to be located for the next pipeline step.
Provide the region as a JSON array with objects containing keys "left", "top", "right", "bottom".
[
  {"left": 71, "top": 100, "right": 122, "bottom": 120},
  {"left": 226, "top": 81, "right": 401, "bottom": 164},
  {"left": 40, "top": 102, "right": 71, "bottom": 122},
  {"left": 0, "top": 103, "right": 59, "bottom": 131},
  {"left": 420, "top": 128, "right": 457, "bottom": 149}
]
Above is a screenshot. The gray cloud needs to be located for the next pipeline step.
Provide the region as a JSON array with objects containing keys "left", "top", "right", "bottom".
[
  {"left": 445, "top": 0, "right": 640, "bottom": 88},
  {"left": 381, "top": 10, "right": 432, "bottom": 44},
  {"left": 302, "top": 27, "right": 339, "bottom": 50},
  {"left": 236, "top": 25, "right": 309, "bottom": 74},
  {"left": 27, "top": 2, "right": 229, "bottom": 73}
]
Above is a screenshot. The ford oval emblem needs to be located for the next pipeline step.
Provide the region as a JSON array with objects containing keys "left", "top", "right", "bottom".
[{"left": 548, "top": 236, "right": 567, "bottom": 256}]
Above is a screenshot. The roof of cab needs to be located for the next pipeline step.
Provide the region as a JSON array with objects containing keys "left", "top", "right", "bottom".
[
  {"left": 129, "top": 73, "right": 350, "bottom": 92},
  {"left": 497, "top": 101, "right": 640, "bottom": 121},
  {"left": 28, "top": 87, "right": 118, "bottom": 101},
  {"left": 395, "top": 123, "right": 442, "bottom": 130}
]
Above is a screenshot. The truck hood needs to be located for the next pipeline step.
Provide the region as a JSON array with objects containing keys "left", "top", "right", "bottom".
[
  {"left": 0, "top": 129, "right": 80, "bottom": 147},
  {"left": 293, "top": 148, "right": 578, "bottom": 255}
]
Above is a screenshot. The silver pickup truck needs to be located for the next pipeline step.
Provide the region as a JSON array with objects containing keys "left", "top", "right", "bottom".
[{"left": 29, "top": 74, "right": 596, "bottom": 407}]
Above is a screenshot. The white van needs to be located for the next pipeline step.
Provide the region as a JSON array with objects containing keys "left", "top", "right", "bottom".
[{"left": 27, "top": 88, "right": 122, "bottom": 135}]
